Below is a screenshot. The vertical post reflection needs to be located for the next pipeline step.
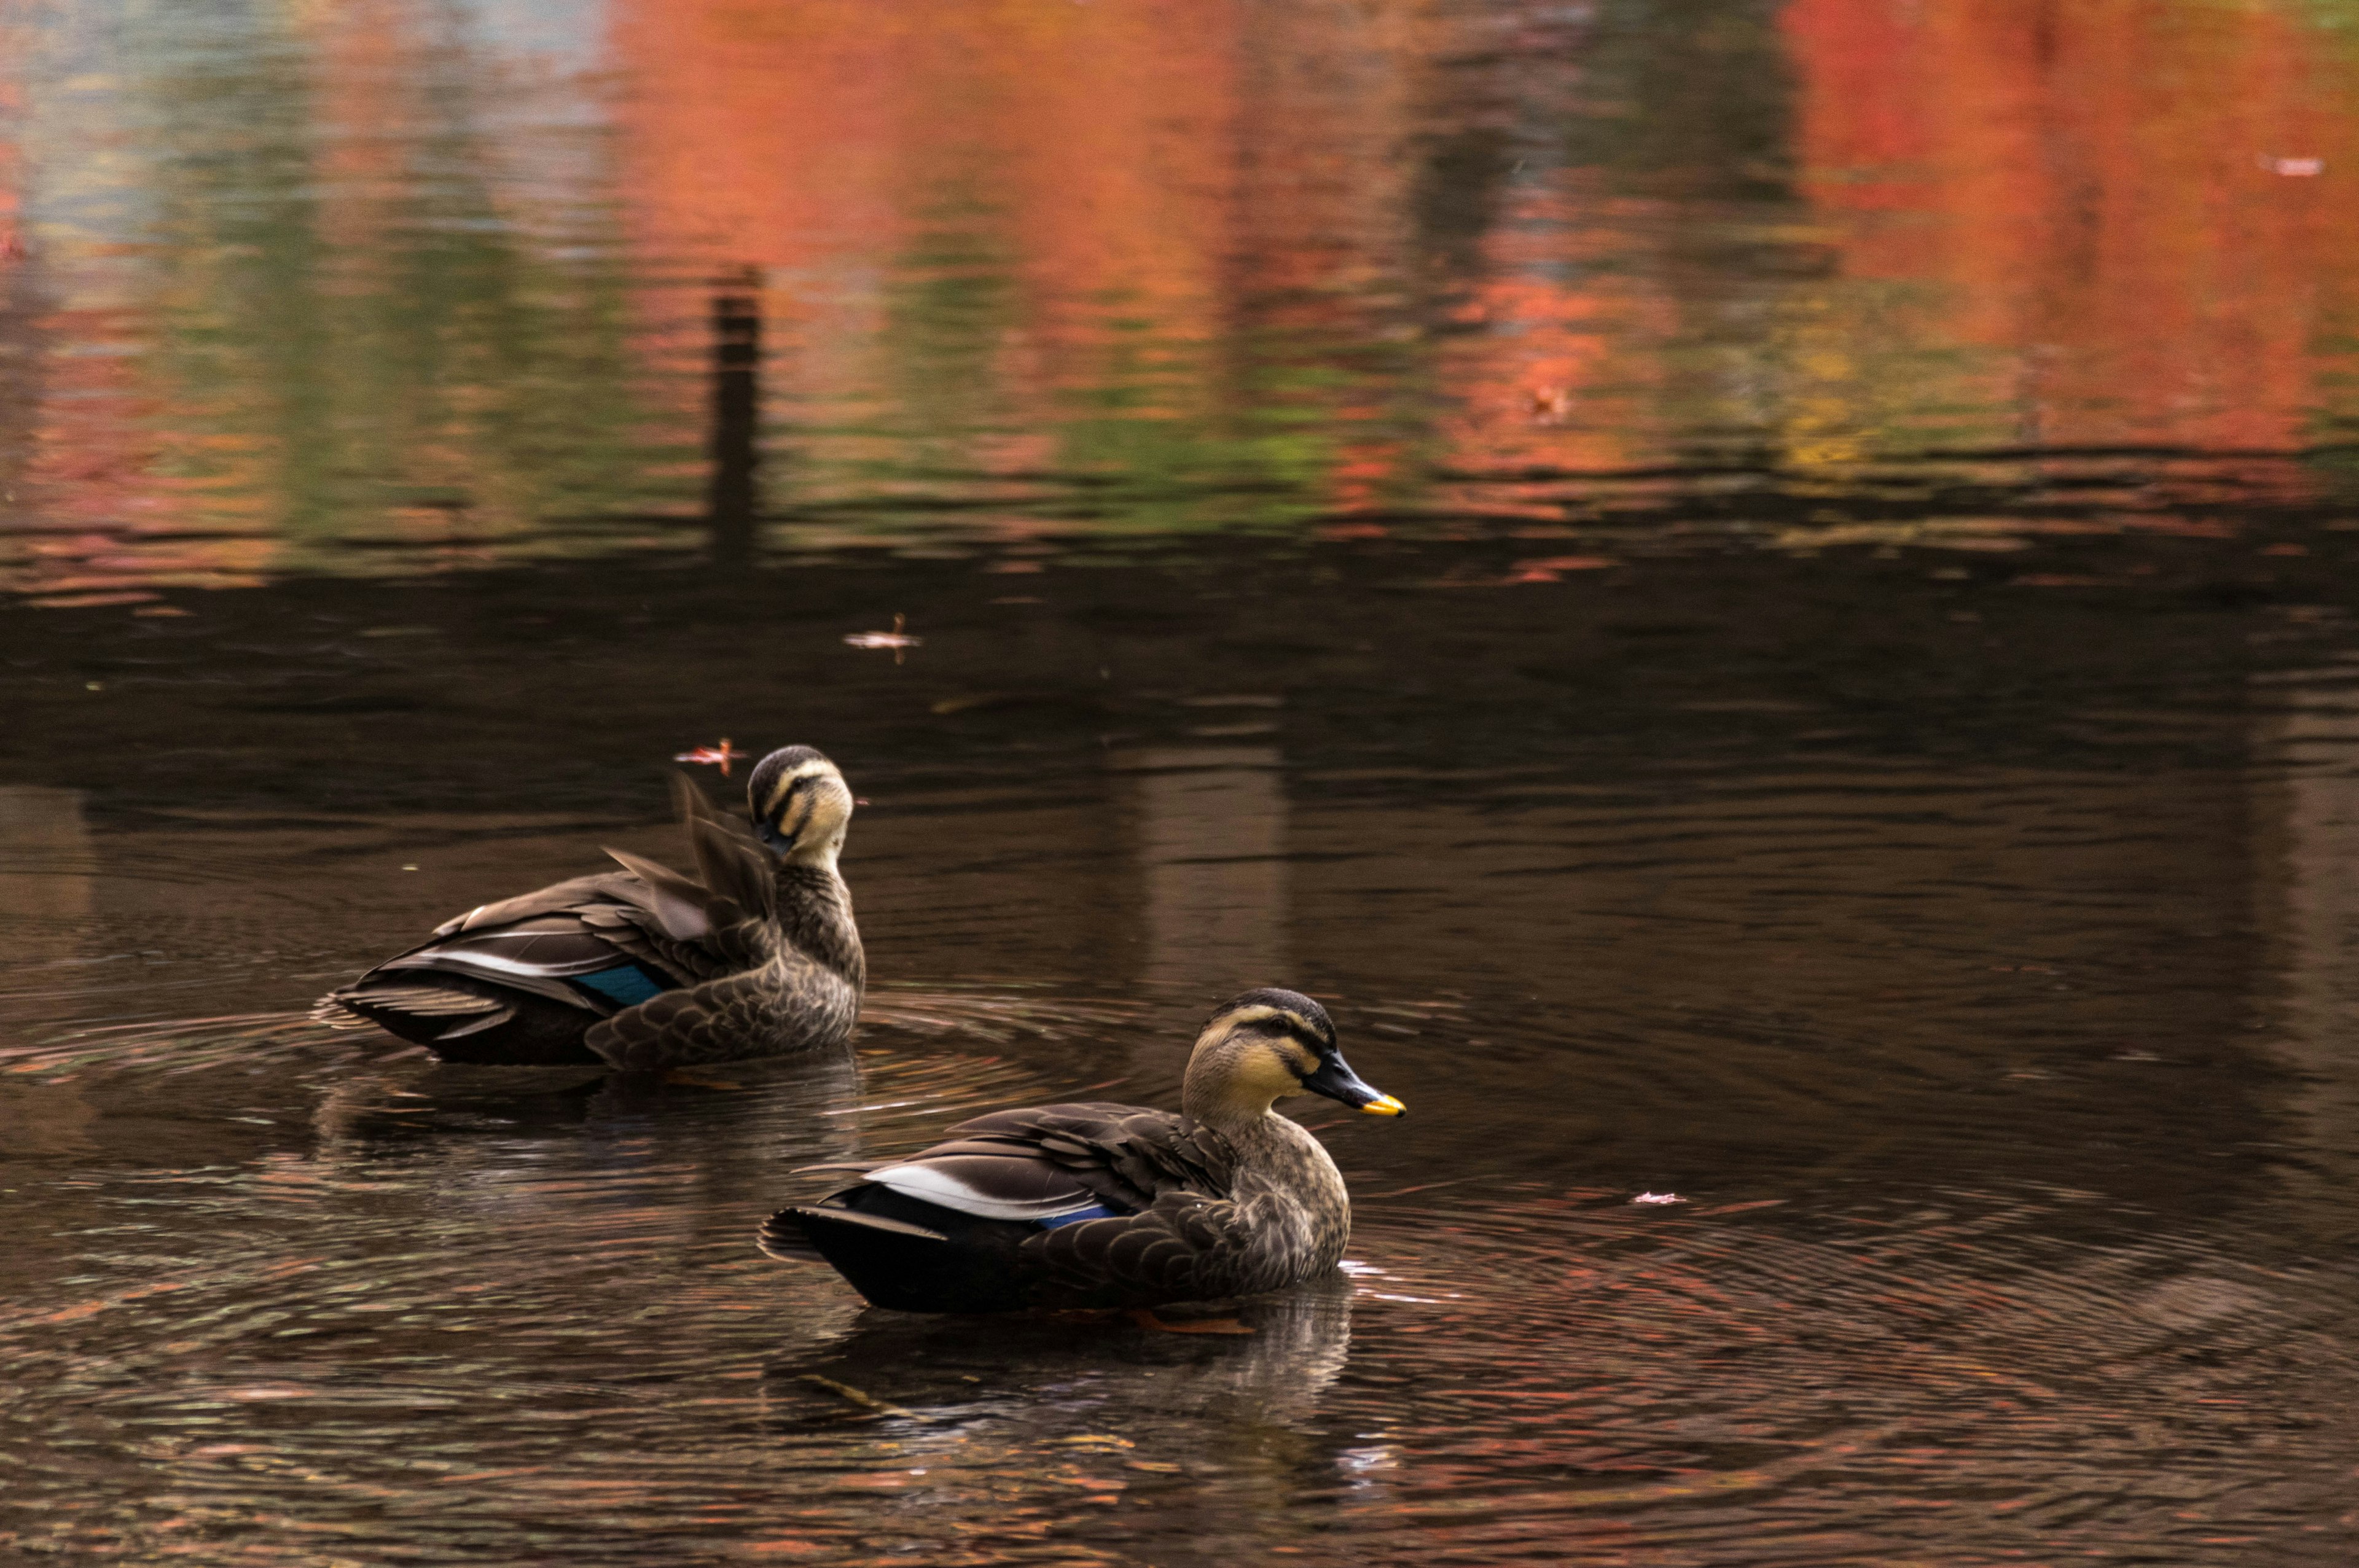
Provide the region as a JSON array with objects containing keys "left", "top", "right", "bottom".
[
  {"left": 0, "top": 786, "right": 95, "bottom": 1159},
  {"left": 706, "top": 268, "right": 761, "bottom": 563},
  {"left": 0, "top": 786, "right": 92, "bottom": 962},
  {"left": 1118, "top": 745, "right": 1291, "bottom": 1021},
  {"left": 2257, "top": 677, "right": 2359, "bottom": 1211}
]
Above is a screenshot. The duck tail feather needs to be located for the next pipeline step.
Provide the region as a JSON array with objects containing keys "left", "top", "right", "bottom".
[
  {"left": 760, "top": 1205, "right": 949, "bottom": 1268},
  {"left": 310, "top": 994, "right": 380, "bottom": 1031},
  {"left": 761, "top": 1203, "right": 951, "bottom": 1266},
  {"left": 318, "top": 983, "right": 518, "bottom": 1044},
  {"left": 756, "top": 1208, "right": 829, "bottom": 1264}
]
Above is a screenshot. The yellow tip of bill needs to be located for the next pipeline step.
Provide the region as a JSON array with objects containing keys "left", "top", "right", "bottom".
[{"left": 1361, "top": 1094, "right": 1407, "bottom": 1117}]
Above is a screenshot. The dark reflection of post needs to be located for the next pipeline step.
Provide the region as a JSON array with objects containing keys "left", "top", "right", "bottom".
[
  {"left": 0, "top": 786, "right": 93, "bottom": 964},
  {"left": 1116, "top": 743, "right": 1291, "bottom": 1063},
  {"left": 0, "top": 787, "right": 97, "bottom": 1161},
  {"left": 706, "top": 269, "right": 762, "bottom": 564},
  {"left": 2256, "top": 677, "right": 2359, "bottom": 1215}
]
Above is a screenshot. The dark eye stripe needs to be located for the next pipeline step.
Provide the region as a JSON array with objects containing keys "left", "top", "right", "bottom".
[
  {"left": 1243, "top": 1016, "right": 1333, "bottom": 1056},
  {"left": 765, "top": 773, "right": 821, "bottom": 819}
]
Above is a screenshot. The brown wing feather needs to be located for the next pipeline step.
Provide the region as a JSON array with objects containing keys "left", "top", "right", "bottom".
[
  {"left": 692, "top": 819, "right": 779, "bottom": 922},
  {"left": 673, "top": 773, "right": 778, "bottom": 922},
  {"left": 598, "top": 846, "right": 730, "bottom": 938},
  {"left": 917, "top": 1106, "right": 1309, "bottom": 1304},
  {"left": 934, "top": 1104, "right": 1235, "bottom": 1213},
  {"left": 434, "top": 873, "right": 634, "bottom": 938}
]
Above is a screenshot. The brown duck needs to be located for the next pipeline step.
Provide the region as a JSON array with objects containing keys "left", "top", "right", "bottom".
[
  {"left": 758, "top": 989, "right": 1404, "bottom": 1311},
  {"left": 319, "top": 746, "right": 864, "bottom": 1070}
]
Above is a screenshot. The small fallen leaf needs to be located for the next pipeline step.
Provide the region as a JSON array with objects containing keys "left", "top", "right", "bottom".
[
  {"left": 1510, "top": 555, "right": 1618, "bottom": 583},
  {"left": 797, "top": 1374, "right": 916, "bottom": 1420},
  {"left": 32, "top": 591, "right": 155, "bottom": 609},
  {"left": 673, "top": 738, "right": 748, "bottom": 776},
  {"left": 843, "top": 612, "right": 922, "bottom": 654}
]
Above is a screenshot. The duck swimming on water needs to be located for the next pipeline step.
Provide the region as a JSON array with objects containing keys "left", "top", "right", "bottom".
[
  {"left": 758, "top": 989, "right": 1403, "bottom": 1313},
  {"left": 319, "top": 746, "right": 864, "bottom": 1070}
]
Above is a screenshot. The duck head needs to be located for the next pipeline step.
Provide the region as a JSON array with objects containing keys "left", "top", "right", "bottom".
[
  {"left": 745, "top": 746, "right": 856, "bottom": 870},
  {"left": 1181, "top": 987, "right": 1405, "bottom": 1126}
]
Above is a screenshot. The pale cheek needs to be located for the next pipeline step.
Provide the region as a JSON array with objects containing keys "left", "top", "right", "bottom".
[{"left": 1250, "top": 1057, "right": 1308, "bottom": 1101}]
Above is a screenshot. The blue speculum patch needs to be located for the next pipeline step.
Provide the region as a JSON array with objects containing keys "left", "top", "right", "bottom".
[
  {"left": 573, "top": 965, "right": 669, "bottom": 1007},
  {"left": 1035, "top": 1204, "right": 1116, "bottom": 1230}
]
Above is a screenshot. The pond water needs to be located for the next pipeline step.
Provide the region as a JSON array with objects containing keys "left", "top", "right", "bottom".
[{"left": 6, "top": 1, "right": 2359, "bottom": 1562}]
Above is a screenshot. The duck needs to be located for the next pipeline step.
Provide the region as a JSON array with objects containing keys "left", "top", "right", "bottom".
[
  {"left": 318, "top": 746, "right": 865, "bottom": 1070},
  {"left": 757, "top": 988, "right": 1404, "bottom": 1312}
]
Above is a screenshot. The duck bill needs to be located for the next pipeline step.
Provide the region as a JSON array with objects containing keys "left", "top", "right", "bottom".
[{"left": 1302, "top": 1056, "right": 1407, "bottom": 1117}]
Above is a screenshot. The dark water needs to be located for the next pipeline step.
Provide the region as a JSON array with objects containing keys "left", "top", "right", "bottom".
[{"left": 7, "top": 2, "right": 2359, "bottom": 1562}]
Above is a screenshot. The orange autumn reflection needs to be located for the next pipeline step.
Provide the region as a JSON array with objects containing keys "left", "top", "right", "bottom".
[
  {"left": 606, "top": 0, "right": 1686, "bottom": 513},
  {"left": 608, "top": 0, "right": 1244, "bottom": 436},
  {"left": 7, "top": 0, "right": 2359, "bottom": 598},
  {"left": 1783, "top": 0, "right": 2359, "bottom": 456}
]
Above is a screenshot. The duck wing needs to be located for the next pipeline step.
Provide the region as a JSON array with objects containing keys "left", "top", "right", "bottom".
[
  {"left": 331, "top": 843, "right": 756, "bottom": 1030},
  {"left": 791, "top": 1102, "right": 1235, "bottom": 1223},
  {"left": 931, "top": 1103, "right": 1236, "bottom": 1211},
  {"left": 920, "top": 1106, "right": 1298, "bottom": 1303},
  {"left": 445, "top": 773, "right": 768, "bottom": 956}
]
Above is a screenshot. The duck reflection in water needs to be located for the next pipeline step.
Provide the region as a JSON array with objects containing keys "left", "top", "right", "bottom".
[
  {"left": 318, "top": 747, "right": 865, "bottom": 1070},
  {"left": 755, "top": 1273, "right": 1360, "bottom": 1554},
  {"left": 761, "top": 990, "right": 1402, "bottom": 1315},
  {"left": 301, "top": 1050, "right": 868, "bottom": 1157}
]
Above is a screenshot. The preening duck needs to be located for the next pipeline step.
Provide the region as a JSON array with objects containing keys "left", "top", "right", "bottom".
[
  {"left": 319, "top": 746, "right": 864, "bottom": 1070},
  {"left": 758, "top": 989, "right": 1403, "bottom": 1312}
]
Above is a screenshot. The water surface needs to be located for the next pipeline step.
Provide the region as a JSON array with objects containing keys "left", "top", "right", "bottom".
[{"left": 6, "top": 1, "right": 2359, "bottom": 1562}]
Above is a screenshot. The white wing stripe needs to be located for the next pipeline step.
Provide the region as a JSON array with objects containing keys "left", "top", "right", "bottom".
[
  {"left": 869, "top": 1163, "right": 1100, "bottom": 1221},
  {"left": 392, "top": 950, "right": 606, "bottom": 981}
]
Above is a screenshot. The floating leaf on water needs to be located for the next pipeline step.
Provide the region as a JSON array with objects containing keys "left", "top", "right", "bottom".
[
  {"left": 797, "top": 1375, "right": 917, "bottom": 1421},
  {"left": 1509, "top": 555, "right": 1618, "bottom": 583},
  {"left": 673, "top": 737, "right": 748, "bottom": 776},
  {"left": 843, "top": 613, "right": 922, "bottom": 662}
]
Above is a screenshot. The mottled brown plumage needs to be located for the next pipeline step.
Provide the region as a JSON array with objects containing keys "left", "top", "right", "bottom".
[
  {"left": 759, "top": 989, "right": 1404, "bottom": 1311},
  {"left": 319, "top": 746, "right": 864, "bottom": 1069}
]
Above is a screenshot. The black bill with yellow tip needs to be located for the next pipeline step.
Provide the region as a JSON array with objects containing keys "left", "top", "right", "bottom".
[{"left": 1302, "top": 1053, "right": 1407, "bottom": 1116}]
